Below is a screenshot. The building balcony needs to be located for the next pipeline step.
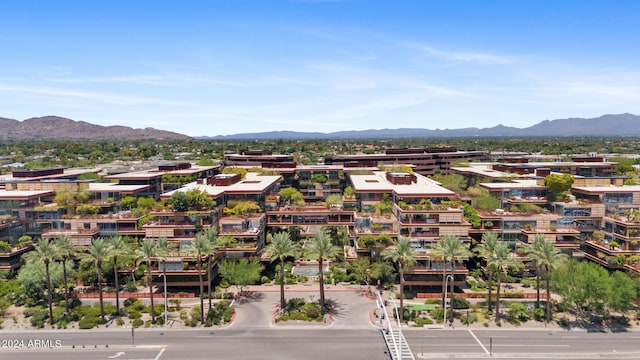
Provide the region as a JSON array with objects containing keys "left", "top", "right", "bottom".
[{"left": 585, "top": 240, "right": 640, "bottom": 256}]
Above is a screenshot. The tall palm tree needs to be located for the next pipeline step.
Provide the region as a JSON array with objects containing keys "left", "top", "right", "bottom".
[
  {"left": 264, "top": 232, "right": 297, "bottom": 310},
  {"left": 25, "top": 238, "right": 57, "bottom": 325},
  {"left": 530, "top": 239, "right": 568, "bottom": 323},
  {"left": 528, "top": 234, "right": 547, "bottom": 309},
  {"left": 136, "top": 238, "right": 158, "bottom": 324},
  {"left": 487, "top": 241, "right": 521, "bottom": 323},
  {"left": 474, "top": 232, "right": 500, "bottom": 312},
  {"left": 107, "top": 236, "right": 129, "bottom": 314},
  {"left": 82, "top": 237, "right": 111, "bottom": 323},
  {"left": 202, "top": 227, "right": 218, "bottom": 311},
  {"left": 189, "top": 233, "right": 214, "bottom": 323},
  {"left": 54, "top": 235, "right": 76, "bottom": 315},
  {"left": 430, "top": 234, "right": 471, "bottom": 324},
  {"left": 382, "top": 236, "right": 416, "bottom": 324},
  {"left": 308, "top": 231, "right": 340, "bottom": 313}
]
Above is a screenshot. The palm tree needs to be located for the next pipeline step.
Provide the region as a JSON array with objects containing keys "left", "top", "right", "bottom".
[
  {"left": 307, "top": 231, "right": 340, "bottom": 313},
  {"left": 528, "top": 234, "right": 547, "bottom": 309},
  {"left": 474, "top": 232, "right": 500, "bottom": 312},
  {"left": 202, "top": 227, "right": 218, "bottom": 311},
  {"left": 25, "top": 238, "right": 57, "bottom": 325},
  {"left": 487, "top": 241, "right": 521, "bottom": 323},
  {"left": 264, "top": 232, "right": 297, "bottom": 310},
  {"left": 82, "top": 237, "right": 111, "bottom": 323},
  {"left": 530, "top": 239, "right": 568, "bottom": 323},
  {"left": 430, "top": 234, "right": 471, "bottom": 324},
  {"left": 54, "top": 235, "right": 76, "bottom": 315},
  {"left": 382, "top": 236, "right": 416, "bottom": 324},
  {"left": 107, "top": 236, "right": 129, "bottom": 314},
  {"left": 189, "top": 233, "right": 214, "bottom": 323},
  {"left": 136, "top": 238, "right": 158, "bottom": 324}
]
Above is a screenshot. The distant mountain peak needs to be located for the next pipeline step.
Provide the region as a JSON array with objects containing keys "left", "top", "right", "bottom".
[
  {"left": 0, "top": 116, "right": 191, "bottom": 140},
  {"left": 199, "top": 113, "right": 640, "bottom": 140}
]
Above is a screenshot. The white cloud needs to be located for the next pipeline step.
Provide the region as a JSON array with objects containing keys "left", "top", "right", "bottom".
[
  {"left": 402, "top": 41, "right": 514, "bottom": 65},
  {"left": 0, "top": 83, "right": 192, "bottom": 106}
]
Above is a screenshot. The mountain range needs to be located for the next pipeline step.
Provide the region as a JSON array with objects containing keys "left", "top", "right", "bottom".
[
  {"left": 0, "top": 116, "right": 190, "bottom": 140},
  {"left": 204, "top": 113, "right": 640, "bottom": 140},
  {"left": 0, "top": 113, "right": 638, "bottom": 140}
]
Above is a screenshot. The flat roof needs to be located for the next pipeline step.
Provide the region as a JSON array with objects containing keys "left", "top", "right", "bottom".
[
  {"left": 88, "top": 183, "right": 150, "bottom": 193},
  {"left": 105, "top": 164, "right": 218, "bottom": 180},
  {"left": 349, "top": 171, "right": 454, "bottom": 197},
  {"left": 161, "top": 172, "right": 281, "bottom": 198},
  {"left": 451, "top": 163, "right": 524, "bottom": 179},
  {"left": 0, "top": 190, "right": 55, "bottom": 200},
  {"left": 500, "top": 161, "right": 616, "bottom": 168},
  {"left": 0, "top": 167, "right": 102, "bottom": 182}
]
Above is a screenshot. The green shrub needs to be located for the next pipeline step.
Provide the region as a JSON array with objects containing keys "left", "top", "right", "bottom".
[
  {"left": 132, "top": 318, "right": 144, "bottom": 328},
  {"left": 206, "top": 301, "right": 235, "bottom": 325},
  {"left": 142, "top": 304, "right": 164, "bottom": 316},
  {"left": 452, "top": 297, "right": 470, "bottom": 309},
  {"left": 460, "top": 311, "right": 480, "bottom": 325},
  {"left": 506, "top": 302, "right": 530, "bottom": 325},
  {"left": 56, "top": 319, "right": 69, "bottom": 329},
  {"left": 425, "top": 299, "right": 441, "bottom": 305},
  {"left": 532, "top": 307, "right": 545, "bottom": 322},
  {"left": 23, "top": 306, "right": 44, "bottom": 317},
  {"left": 128, "top": 310, "right": 142, "bottom": 319},
  {"left": 191, "top": 305, "right": 202, "bottom": 323},
  {"left": 78, "top": 316, "right": 100, "bottom": 329},
  {"left": 59, "top": 298, "right": 82, "bottom": 309},
  {"left": 30, "top": 309, "right": 49, "bottom": 328},
  {"left": 116, "top": 318, "right": 125, "bottom": 326},
  {"left": 413, "top": 317, "right": 433, "bottom": 326},
  {"left": 52, "top": 307, "right": 66, "bottom": 319},
  {"left": 103, "top": 303, "right": 117, "bottom": 315},
  {"left": 429, "top": 308, "right": 445, "bottom": 323}
]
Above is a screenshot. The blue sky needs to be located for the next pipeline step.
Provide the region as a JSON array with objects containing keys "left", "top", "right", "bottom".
[{"left": 1, "top": 1, "right": 639, "bottom": 137}]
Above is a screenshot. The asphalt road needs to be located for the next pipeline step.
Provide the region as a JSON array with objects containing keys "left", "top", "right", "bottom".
[
  {"left": 2, "top": 289, "right": 640, "bottom": 360},
  {"left": 0, "top": 328, "right": 389, "bottom": 360},
  {"left": 404, "top": 328, "right": 640, "bottom": 359}
]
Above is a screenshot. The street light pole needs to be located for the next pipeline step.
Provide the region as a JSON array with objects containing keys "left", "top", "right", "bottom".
[
  {"left": 159, "top": 272, "right": 167, "bottom": 326},
  {"left": 443, "top": 274, "right": 453, "bottom": 326}
]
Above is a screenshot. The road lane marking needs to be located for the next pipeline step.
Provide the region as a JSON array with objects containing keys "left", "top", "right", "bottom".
[
  {"left": 494, "top": 344, "right": 571, "bottom": 348},
  {"left": 154, "top": 347, "right": 166, "bottom": 360},
  {"left": 467, "top": 329, "right": 490, "bottom": 355}
]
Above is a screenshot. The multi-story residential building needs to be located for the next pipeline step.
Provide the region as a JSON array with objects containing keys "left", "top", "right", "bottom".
[
  {"left": 223, "top": 150, "right": 294, "bottom": 167},
  {"left": 571, "top": 185, "right": 640, "bottom": 272},
  {"left": 480, "top": 179, "right": 548, "bottom": 209},
  {"left": 151, "top": 172, "right": 281, "bottom": 288},
  {"left": 104, "top": 162, "right": 220, "bottom": 199},
  {"left": 348, "top": 170, "right": 470, "bottom": 289},
  {"left": 492, "top": 160, "right": 617, "bottom": 177},
  {"left": 325, "top": 147, "right": 487, "bottom": 177}
]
